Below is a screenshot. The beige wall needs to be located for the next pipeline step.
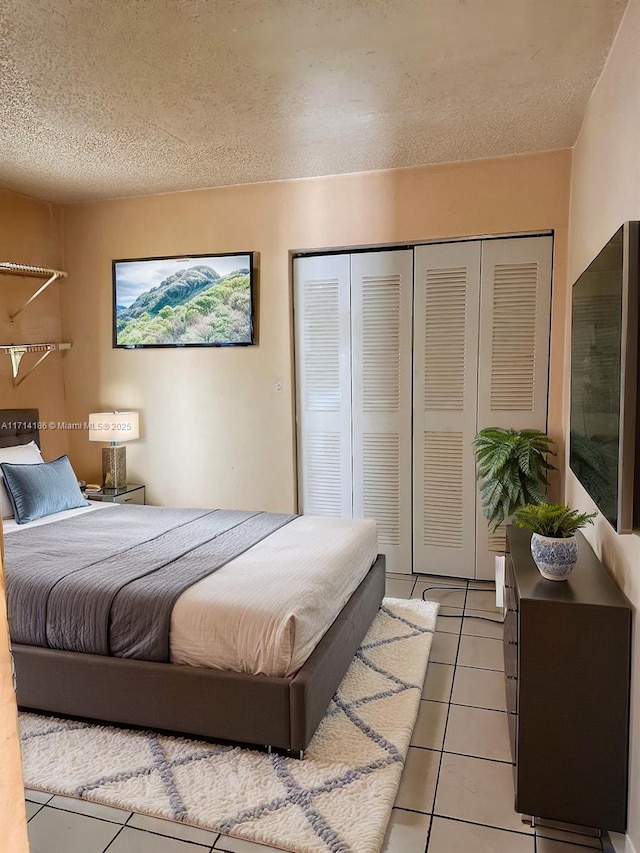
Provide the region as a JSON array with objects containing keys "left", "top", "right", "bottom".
[
  {"left": 0, "top": 189, "right": 68, "bottom": 460},
  {"left": 566, "top": 0, "right": 640, "bottom": 848},
  {"left": 61, "top": 149, "right": 571, "bottom": 509},
  {"left": 0, "top": 188, "right": 66, "bottom": 853}
]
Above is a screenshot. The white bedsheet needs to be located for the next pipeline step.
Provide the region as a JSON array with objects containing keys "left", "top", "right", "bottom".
[
  {"left": 170, "top": 515, "right": 378, "bottom": 676},
  {"left": 2, "top": 501, "right": 108, "bottom": 532},
  {"left": 5, "top": 509, "right": 378, "bottom": 677}
]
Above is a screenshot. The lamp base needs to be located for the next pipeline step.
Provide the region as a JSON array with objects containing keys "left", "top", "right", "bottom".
[{"left": 102, "top": 445, "right": 127, "bottom": 490}]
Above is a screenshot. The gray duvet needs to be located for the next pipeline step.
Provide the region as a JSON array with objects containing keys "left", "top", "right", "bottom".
[{"left": 5, "top": 506, "right": 295, "bottom": 662}]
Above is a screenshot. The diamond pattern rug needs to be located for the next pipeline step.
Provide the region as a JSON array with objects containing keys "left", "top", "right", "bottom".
[{"left": 19, "top": 597, "right": 438, "bottom": 853}]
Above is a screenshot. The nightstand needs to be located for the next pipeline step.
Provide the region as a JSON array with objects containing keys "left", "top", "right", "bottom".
[{"left": 85, "top": 484, "right": 145, "bottom": 505}]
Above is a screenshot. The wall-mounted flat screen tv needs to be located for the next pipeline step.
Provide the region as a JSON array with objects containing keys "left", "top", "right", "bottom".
[
  {"left": 569, "top": 222, "right": 639, "bottom": 532},
  {"left": 113, "top": 252, "right": 255, "bottom": 348}
]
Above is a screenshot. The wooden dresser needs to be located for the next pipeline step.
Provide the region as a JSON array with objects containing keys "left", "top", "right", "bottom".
[{"left": 505, "top": 526, "right": 631, "bottom": 832}]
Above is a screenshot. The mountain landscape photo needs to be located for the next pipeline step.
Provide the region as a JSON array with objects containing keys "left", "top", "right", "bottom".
[{"left": 115, "top": 261, "right": 252, "bottom": 346}]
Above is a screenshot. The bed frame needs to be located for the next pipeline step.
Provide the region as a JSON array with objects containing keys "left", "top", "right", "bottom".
[{"left": 1, "top": 409, "right": 385, "bottom": 755}]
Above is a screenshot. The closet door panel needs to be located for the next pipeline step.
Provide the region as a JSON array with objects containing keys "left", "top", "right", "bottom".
[
  {"left": 413, "top": 242, "right": 481, "bottom": 578},
  {"left": 351, "top": 250, "right": 413, "bottom": 574},
  {"left": 475, "top": 236, "right": 553, "bottom": 578},
  {"left": 294, "top": 254, "right": 352, "bottom": 517}
]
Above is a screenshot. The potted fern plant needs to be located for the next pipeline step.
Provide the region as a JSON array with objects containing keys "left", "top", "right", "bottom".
[
  {"left": 514, "top": 503, "right": 597, "bottom": 580},
  {"left": 473, "top": 427, "right": 556, "bottom": 533}
]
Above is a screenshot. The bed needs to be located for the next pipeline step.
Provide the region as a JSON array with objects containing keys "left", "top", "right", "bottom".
[{"left": 1, "top": 409, "right": 385, "bottom": 756}]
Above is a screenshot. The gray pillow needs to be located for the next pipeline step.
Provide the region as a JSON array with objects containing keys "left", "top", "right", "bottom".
[{"left": 0, "top": 455, "right": 90, "bottom": 524}]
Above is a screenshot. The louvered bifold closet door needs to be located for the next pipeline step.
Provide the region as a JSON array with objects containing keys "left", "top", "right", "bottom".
[
  {"left": 475, "top": 236, "right": 553, "bottom": 578},
  {"left": 351, "top": 251, "right": 413, "bottom": 574},
  {"left": 413, "top": 242, "right": 481, "bottom": 578},
  {"left": 294, "top": 254, "right": 353, "bottom": 517}
]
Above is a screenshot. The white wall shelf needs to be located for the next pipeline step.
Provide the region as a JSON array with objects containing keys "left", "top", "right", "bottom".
[{"left": 0, "top": 262, "right": 71, "bottom": 385}]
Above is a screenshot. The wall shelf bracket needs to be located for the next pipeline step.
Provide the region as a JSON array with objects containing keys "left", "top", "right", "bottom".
[
  {"left": 0, "top": 262, "right": 68, "bottom": 323},
  {"left": 0, "top": 343, "right": 72, "bottom": 387}
]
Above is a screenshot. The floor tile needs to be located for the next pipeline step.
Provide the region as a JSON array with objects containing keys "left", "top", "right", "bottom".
[
  {"left": 213, "top": 835, "right": 284, "bottom": 851},
  {"left": 386, "top": 571, "right": 415, "bottom": 580},
  {"left": 411, "top": 699, "right": 449, "bottom": 750},
  {"left": 422, "top": 662, "right": 455, "bottom": 703},
  {"left": 435, "top": 752, "right": 532, "bottom": 834},
  {"left": 468, "top": 580, "right": 498, "bottom": 591},
  {"left": 429, "top": 631, "right": 459, "bottom": 665},
  {"left": 381, "top": 808, "right": 430, "bottom": 853},
  {"left": 108, "top": 826, "right": 211, "bottom": 851},
  {"left": 466, "top": 588, "right": 502, "bottom": 612},
  {"left": 462, "top": 610, "right": 505, "bottom": 640},
  {"left": 457, "top": 634, "right": 504, "bottom": 671},
  {"left": 127, "top": 812, "right": 219, "bottom": 845},
  {"left": 386, "top": 577, "right": 415, "bottom": 599},
  {"left": 608, "top": 832, "right": 625, "bottom": 850},
  {"left": 440, "top": 605, "right": 465, "bottom": 616},
  {"left": 428, "top": 816, "right": 534, "bottom": 852},
  {"left": 435, "top": 608, "right": 463, "bottom": 634},
  {"left": 25, "top": 788, "right": 53, "bottom": 805},
  {"left": 535, "top": 825, "right": 603, "bottom": 849},
  {"left": 452, "top": 664, "right": 507, "bottom": 711},
  {"left": 415, "top": 573, "right": 468, "bottom": 587},
  {"left": 535, "top": 838, "right": 602, "bottom": 852},
  {"left": 26, "top": 801, "right": 43, "bottom": 820},
  {"left": 413, "top": 581, "right": 466, "bottom": 609},
  {"left": 394, "top": 747, "right": 440, "bottom": 813},
  {"left": 48, "top": 794, "right": 131, "bottom": 823},
  {"left": 444, "top": 704, "right": 511, "bottom": 762},
  {"left": 27, "top": 806, "right": 122, "bottom": 853}
]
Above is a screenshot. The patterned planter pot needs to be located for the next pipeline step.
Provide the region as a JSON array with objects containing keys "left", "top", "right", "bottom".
[{"left": 530, "top": 533, "right": 578, "bottom": 581}]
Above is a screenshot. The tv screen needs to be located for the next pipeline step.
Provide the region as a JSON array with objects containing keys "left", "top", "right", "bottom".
[
  {"left": 113, "top": 252, "right": 254, "bottom": 348},
  {"left": 569, "top": 222, "right": 639, "bottom": 532}
]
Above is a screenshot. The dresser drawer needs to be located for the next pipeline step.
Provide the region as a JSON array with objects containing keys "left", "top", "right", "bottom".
[
  {"left": 508, "top": 711, "right": 517, "bottom": 765},
  {"left": 504, "top": 611, "right": 518, "bottom": 684},
  {"left": 504, "top": 637, "right": 518, "bottom": 681},
  {"left": 504, "top": 608, "right": 517, "bottom": 643},
  {"left": 505, "top": 674, "right": 518, "bottom": 714},
  {"left": 505, "top": 555, "right": 515, "bottom": 588},
  {"left": 116, "top": 489, "right": 144, "bottom": 505}
]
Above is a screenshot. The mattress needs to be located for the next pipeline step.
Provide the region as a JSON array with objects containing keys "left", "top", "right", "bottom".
[{"left": 5, "top": 507, "right": 378, "bottom": 677}]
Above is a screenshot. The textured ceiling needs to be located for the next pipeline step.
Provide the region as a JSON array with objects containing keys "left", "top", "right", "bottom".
[{"left": 0, "top": 0, "right": 629, "bottom": 203}]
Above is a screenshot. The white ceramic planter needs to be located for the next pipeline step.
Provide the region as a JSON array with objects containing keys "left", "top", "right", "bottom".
[{"left": 530, "top": 532, "right": 578, "bottom": 581}]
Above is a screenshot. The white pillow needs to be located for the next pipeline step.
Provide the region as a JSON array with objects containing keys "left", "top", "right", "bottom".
[{"left": 0, "top": 441, "right": 44, "bottom": 518}]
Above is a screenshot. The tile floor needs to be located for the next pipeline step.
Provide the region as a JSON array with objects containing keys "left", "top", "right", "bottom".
[{"left": 24, "top": 573, "right": 606, "bottom": 853}]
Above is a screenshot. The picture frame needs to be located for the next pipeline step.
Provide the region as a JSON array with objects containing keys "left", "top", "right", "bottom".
[{"left": 113, "top": 252, "right": 255, "bottom": 348}]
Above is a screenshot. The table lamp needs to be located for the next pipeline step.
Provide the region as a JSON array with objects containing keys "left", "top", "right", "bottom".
[{"left": 88, "top": 411, "right": 139, "bottom": 490}]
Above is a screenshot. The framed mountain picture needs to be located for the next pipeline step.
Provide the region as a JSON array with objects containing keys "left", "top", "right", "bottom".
[{"left": 112, "top": 252, "right": 255, "bottom": 348}]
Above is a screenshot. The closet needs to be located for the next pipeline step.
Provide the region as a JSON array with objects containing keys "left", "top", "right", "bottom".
[
  {"left": 294, "top": 250, "right": 413, "bottom": 575},
  {"left": 294, "top": 235, "right": 552, "bottom": 579}
]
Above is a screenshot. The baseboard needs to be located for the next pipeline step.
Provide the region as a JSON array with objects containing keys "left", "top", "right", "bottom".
[{"left": 608, "top": 831, "right": 639, "bottom": 853}]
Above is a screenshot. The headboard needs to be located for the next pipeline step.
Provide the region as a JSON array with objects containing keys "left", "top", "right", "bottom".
[{"left": 0, "top": 409, "right": 40, "bottom": 449}]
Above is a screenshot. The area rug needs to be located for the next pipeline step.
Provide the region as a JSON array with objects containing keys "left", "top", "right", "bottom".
[{"left": 19, "top": 597, "right": 438, "bottom": 853}]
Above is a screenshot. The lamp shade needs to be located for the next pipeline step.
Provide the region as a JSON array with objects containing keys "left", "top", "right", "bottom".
[{"left": 88, "top": 411, "right": 139, "bottom": 443}]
